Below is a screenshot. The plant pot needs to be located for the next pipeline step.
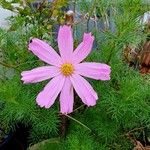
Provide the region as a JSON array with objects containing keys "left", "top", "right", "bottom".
[
  {"left": 0, "top": 124, "right": 29, "bottom": 150},
  {"left": 0, "top": 128, "right": 13, "bottom": 150}
]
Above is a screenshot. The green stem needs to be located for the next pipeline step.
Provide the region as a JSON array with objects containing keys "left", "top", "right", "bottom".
[
  {"left": 0, "top": 61, "right": 20, "bottom": 72},
  {"left": 64, "top": 114, "right": 92, "bottom": 132},
  {"left": 87, "top": 0, "right": 97, "bottom": 32},
  {"left": 73, "top": 104, "right": 85, "bottom": 112},
  {"left": 106, "top": 42, "right": 116, "bottom": 64},
  {"left": 15, "top": 60, "right": 41, "bottom": 67}
]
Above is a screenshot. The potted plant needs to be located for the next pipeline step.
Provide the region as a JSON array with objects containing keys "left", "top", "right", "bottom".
[{"left": 0, "top": 128, "right": 13, "bottom": 149}]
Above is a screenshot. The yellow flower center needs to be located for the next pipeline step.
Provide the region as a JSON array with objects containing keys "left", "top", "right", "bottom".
[{"left": 61, "top": 63, "right": 74, "bottom": 76}]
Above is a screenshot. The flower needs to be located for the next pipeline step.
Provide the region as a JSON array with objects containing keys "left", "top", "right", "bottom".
[{"left": 21, "top": 25, "right": 111, "bottom": 114}]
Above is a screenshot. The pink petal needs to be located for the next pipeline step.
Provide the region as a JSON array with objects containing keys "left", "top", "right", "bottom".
[
  {"left": 36, "top": 75, "right": 65, "bottom": 108},
  {"left": 75, "top": 62, "right": 111, "bottom": 80},
  {"left": 29, "top": 38, "right": 62, "bottom": 66},
  {"left": 21, "top": 66, "right": 60, "bottom": 84},
  {"left": 72, "top": 33, "right": 94, "bottom": 64},
  {"left": 60, "top": 77, "right": 74, "bottom": 114},
  {"left": 70, "top": 74, "right": 98, "bottom": 106},
  {"left": 58, "top": 25, "right": 73, "bottom": 62}
]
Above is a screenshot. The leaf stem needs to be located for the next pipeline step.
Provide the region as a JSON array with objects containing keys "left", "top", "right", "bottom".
[
  {"left": 64, "top": 114, "right": 92, "bottom": 132},
  {"left": 73, "top": 104, "right": 85, "bottom": 112},
  {"left": 0, "top": 61, "right": 21, "bottom": 72},
  {"left": 15, "top": 60, "right": 41, "bottom": 67}
]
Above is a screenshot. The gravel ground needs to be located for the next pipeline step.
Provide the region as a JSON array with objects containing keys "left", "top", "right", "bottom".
[
  {"left": 0, "top": 6, "right": 16, "bottom": 29},
  {"left": 0, "top": 6, "right": 16, "bottom": 79}
]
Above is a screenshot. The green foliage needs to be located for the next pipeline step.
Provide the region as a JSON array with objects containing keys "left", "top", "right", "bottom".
[
  {"left": 0, "top": 76, "right": 60, "bottom": 143},
  {"left": 0, "top": 0, "right": 150, "bottom": 150},
  {"left": 65, "top": 131, "right": 97, "bottom": 150}
]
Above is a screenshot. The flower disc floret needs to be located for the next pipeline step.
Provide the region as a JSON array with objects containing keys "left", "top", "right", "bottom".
[{"left": 61, "top": 63, "right": 74, "bottom": 76}]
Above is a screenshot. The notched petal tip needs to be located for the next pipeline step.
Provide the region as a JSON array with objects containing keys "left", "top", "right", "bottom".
[
  {"left": 29, "top": 39, "right": 33, "bottom": 43},
  {"left": 61, "top": 25, "right": 71, "bottom": 29},
  {"left": 20, "top": 76, "right": 24, "bottom": 81},
  {"left": 37, "top": 102, "right": 44, "bottom": 108},
  {"left": 60, "top": 107, "right": 73, "bottom": 114},
  {"left": 104, "top": 64, "right": 111, "bottom": 69},
  {"left": 104, "top": 65, "right": 111, "bottom": 74},
  {"left": 20, "top": 75, "right": 27, "bottom": 84},
  {"left": 21, "top": 71, "right": 28, "bottom": 76},
  {"left": 84, "top": 32, "right": 91, "bottom": 36},
  {"left": 21, "top": 79, "right": 31, "bottom": 84},
  {"left": 87, "top": 101, "right": 96, "bottom": 107},
  {"left": 36, "top": 93, "right": 45, "bottom": 108},
  {"left": 87, "top": 95, "right": 98, "bottom": 107},
  {"left": 101, "top": 76, "right": 111, "bottom": 81},
  {"left": 83, "top": 32, "right": 94, "bottom": 40},
  {"left": 60, "top": 111, "right": 68, "bottom": 114},
  {"left": 59, "top": 25, "right": 72, "bottom": 35},
  {"left": 28, "top": 38, "right": 39, "bottom": 46},
  {"left": 44, "top": 105, "right": 50, "bottom": 109}
]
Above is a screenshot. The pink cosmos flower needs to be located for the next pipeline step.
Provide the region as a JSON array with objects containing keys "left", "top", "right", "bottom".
[{"left": 21, "top": 25, "right": 111, "bottom": 114}]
